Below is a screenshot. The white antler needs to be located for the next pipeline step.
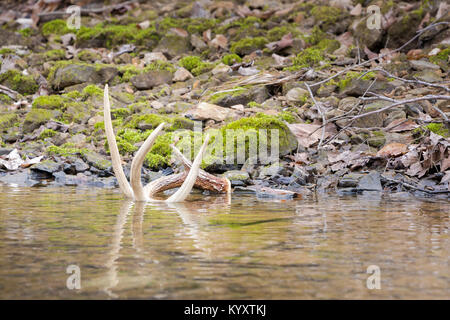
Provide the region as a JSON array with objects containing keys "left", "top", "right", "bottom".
[
  {"left": 104, "top": 85, "right": 219, "bottom": 202},
  {"left": 104, "top": 84, "right": 134, "bottom": 198}
]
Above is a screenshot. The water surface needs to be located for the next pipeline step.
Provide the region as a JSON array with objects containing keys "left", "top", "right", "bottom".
[{"left": 0, "top": 185, "right": 448, "bottom": 299}]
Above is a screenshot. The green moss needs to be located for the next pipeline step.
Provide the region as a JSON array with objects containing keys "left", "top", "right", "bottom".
[
  {"left": 230, "top": 37, "right": 268, "bottom": 56},
  {"left": 144, "top": 60, "right": 176, "bottom": 73},
  {"left": 247, "top": 101, "right": 261, "bottom": 108},
  {"left": 0, "top": 48, "right": 15, "bottom": 55},
  {"left": 267, "top": 25, "right": 299, "bottom": 41},
  {"left": 0, "top": 70, "right": 38, "bottom": 95},
  {"left": 110, "top": 107, "right": 131, "bottom": 120},
  {"left": 178, "top": 56, "right": 212, "bottom": 76},
  {"left": 144, "top": 131, "right": 173, "bottom": 169},
  {"left": 0, "top": 93, "right": 13, "bottom": 104},
  {"left": 63, "top": 90, "right": 82, "bottom": 99},
  {"left": 23, "top": 108, "right": 53, "bottom": 132},
  {"left": 39, "top": 128, "right": 57, "bottom": 139},
  {"left": 118, "top": 64, "right": 140, "bottom": 82},
  {"left": 41, "top": 19, "right": 71, "bottom": 36},
  {"left": 209, "top": 87, "right": 247, "bottom": 104},
  {"left": 316, "top": 38, "right": 340, "bottom": 53},
  {"left": 277, "top": 111, "right": 296, "bottom": 123},
  {"left": 77, "top": 49, "right": 101, "bottom": 62},
  {"left": 76, "top": 22, "right": 159, "bottom": 48},
  {"left": 19, "top": 28, "right": 32, "bottom": 37},
  {"left": 82, "top": 84, "right": 103, "bottom": 98},
  {"left": 125, "top": 113, "right": 194, "bottom": 132},
  {"left": 286, "top": 48, "right": 326, "bottom": 71},
  {"left": 0, "top": 113, "right": 18, "bottom": 130},
  {"left": 337, "top": 71, "right": 375, "bottom": 91},
  {"left": 47, "top": 143, "right": 88, "bottom": 157},
  {"left": 311, "top": 6, "right": 344, "bottom": 31},
  {"left": 44, "top": 49, "right": 65, "bottom": 61},
  {"left": 186, "top": 18, "right": 219, "bottom": 35},
  {"left": 32, "top": 95, "right": 65, "bottom": 110},
  {"left": 426, "top": 123, "right": 450, "bottom": 137},
  {"left": 218, "top": 113, "right": 296, "bottom": 162},
  {"left": 429, "top": 48, "right": 450, "bottom": 64},
  {"left": 222, "top": 53, "right": 242, "bottom": 66}
]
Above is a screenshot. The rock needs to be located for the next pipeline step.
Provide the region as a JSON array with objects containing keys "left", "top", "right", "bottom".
[
  {"left": 31, "top": 160, "right": 62, "bottom": 175},
  {"left": 210, "top": 85, "right": 269, "bottom": 107},
  {"left": 150, "top": 100, "right": 164, "bottom": 110},
  {"left": 0, "top": 171, "right": 40, "bottom": 187},
  {"left": 212, "top": 63, "right": 231, "bottom": 75},
  {"left": 413, "top": 70, "right": 443, "bottom": 83},
  {"left": 73, "top": 159, "right": 89, "bottom": 172},
  {"left": 156, "top": 34, "right": 191, "bottom": 58},
  {"left": 409, "top": 60, "right": 441, "bottom": 71},
  {"left": 173, "top": 67, "right": 193, "bottom": 82},
  {"left": 339, "top": 173, "right": 364, "bottom": 188},
  {"left": 82, "top": 150, "right": 111, "bottom": 171},
  {"left": 190, "top": 34, "right": 207, "bottom": 50},
  {"left": 222, "top": 170, "right": 250, "bottom": 182},
  {"left": 131, "top": 70, "right": 173, "bottom": 89},
  {"left": 50, "top": 64, "right": 100, "bottom": 89},
  {"left": 351, "top": 100, "right": 392, "bottom": 128},
  {"left": 210, "top": 34, "right": 228, "bottom": 49},
  {"left": 143, "top": 52, "right": 167, "bottom": 64},
  {"left": 286, "top": 87, "right": 308, "bottom": 102},
  {"left": 355, "top": 17, "right": 383, "bottom": 50},
  {"left": 338, "top": 96, "right": 359, "bottom": 111},
  {"left": 340, "top": 79, "right": 395, "bottom": 96},
  {"left": 185, "top": 102, "right": 239, "bottom": 122},
  {"left": 259, "top": 163, "right": 284, "bottom": 178},
  {"left": 357, "top": 171, "right": 382, "bottom": 191}
]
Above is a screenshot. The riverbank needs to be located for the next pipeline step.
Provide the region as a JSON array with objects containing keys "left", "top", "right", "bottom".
[{"left": 0, "top": 0, "right": 449, "bottom": 198}]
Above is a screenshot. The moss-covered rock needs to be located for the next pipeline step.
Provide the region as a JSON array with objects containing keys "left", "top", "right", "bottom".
[
  {"left": 32, "top": 95, "right": 65, "bottom": 110},
  {"left": 0, "top": 113, "right": 18, "bottom": 131},
  {"left": 23, "top": 108, "right": 53, "bottom": 133},
  {"left": 0, "top": 70, "right": 38, "bottom": 95},
  {"left": 221, "top": 53, "right": 242, "bottom": 66},
  {"left": 230, "top": 37, "right": 268, "bottom": 56}
]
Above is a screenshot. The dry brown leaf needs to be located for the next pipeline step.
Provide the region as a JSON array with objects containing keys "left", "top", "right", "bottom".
[
  {"left": 287, "top": 123, "right": 330, "bottom": 148},
  {"left": 377, "top": 143, "right": 408, "bottom": 158}
]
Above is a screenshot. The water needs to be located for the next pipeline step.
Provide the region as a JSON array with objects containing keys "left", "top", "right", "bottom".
[{"left": 0, "top": 184, "right": 448, "bottom": 299}]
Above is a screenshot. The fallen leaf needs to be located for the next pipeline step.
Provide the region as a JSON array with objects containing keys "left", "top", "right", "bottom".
[
  {"left": 377, "top": 143, "right": 408, "bottom": 157},
  {"left": 287, "top": 123, "right": 330, "bottom": 148}
]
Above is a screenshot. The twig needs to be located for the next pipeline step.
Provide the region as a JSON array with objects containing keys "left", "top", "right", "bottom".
[
  {"left": 382, "top": 175, "right": 450, "bottom": 194},
  {"left": 359, "top": 68, "right": 450, "bottom": 93},
  {"left": 304, "top": 83, "right": 326, "bottom": 148},
  {"left": 310, "top": 21, "right": 449, "bottom": 88},
  {"left": 347, "top": 95, "right": 450, "bottom": 123}
]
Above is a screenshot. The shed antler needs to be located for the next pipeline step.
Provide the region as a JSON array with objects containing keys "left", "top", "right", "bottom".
[{"left": 103, "top": 84, "right": 230, "bottom": 202}]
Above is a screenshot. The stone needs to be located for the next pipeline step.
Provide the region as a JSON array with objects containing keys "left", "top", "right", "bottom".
[
  {"left": 31, "top": 160, "right": 61, "bottom": 174},
  {"left": 143, "top": 52, "right": 167, "bottom": 64},
  {"left": 212, "top": 63, "right": 231, "bottom": 75},
  {"left": 131, "top": 70, "right": 173, "bottom": 90},
  {"left": 339, "top": 173, "right": 364, "bottom": 188},
  {"left": 211, "top": 85, "right": 269, "bottom": 107},
  {"left": 185, "top": 102, "right": 239, "bottom": 122},
  {"left": 338, "top": 96, "right": 359, "bottom": 111},
  {"left": 409, "top": 59, "right": 441, "bottom": 71},
  {"left": 286, "top": 87, "right": 308, "bottom": 102},
  {"left": 173, "top": 67, "right": 193, "bottom": 82},
  {"left": 259, "top": 163, "right": 284, "bottom": 178},
  {"left": 189, "top": 35, "right": 207, "bottom": 52},
  {"left": 82, "top": 150, "right": 111, "bottom": 171},
  {"left": 413, "top": 70, "right": 443, "bottom": 83},
  {"left": 357, "top": 171, "right": 382, "bottom": 191},
  {"left": 51, "top": 64, "right": 100, "bottom": 89},
  {"left": 222, "top": 170, "right": 250, "bottom": 182},
  {"left": 150, "top": 100, "right": 164, "bottom": 110},
  {"left": 156, "top": 34, "right": 191, "bottom": 58}
]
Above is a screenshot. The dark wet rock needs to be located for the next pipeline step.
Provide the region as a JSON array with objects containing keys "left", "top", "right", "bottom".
[
  {"left": 0, "top": 148, "right": 13, "bottom": 156},
  {"left": 131, "top": 70, "right": 173, "bottom": 90},
  {"left": 357, "top": 171, "right": 382, "bottom": 192},
  {"left": 354, "top": 17, "right": 383, "bottom": 50},
  {"left": 338, "top": 173, "right": 364, "bottom": 188},
  {"left": 31, "top": 160, "right": 62, "bottom": 175}
]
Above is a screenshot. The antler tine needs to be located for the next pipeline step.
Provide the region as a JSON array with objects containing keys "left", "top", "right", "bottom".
[
  {"left": 130, "top": 122, "right": 166, "bottom": 201},
  {"left": 166, "top": 134, "right": 210, "bottom": 203},
  {"left": 104, "top": 84, "right": 134, "bottom": 198}
]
